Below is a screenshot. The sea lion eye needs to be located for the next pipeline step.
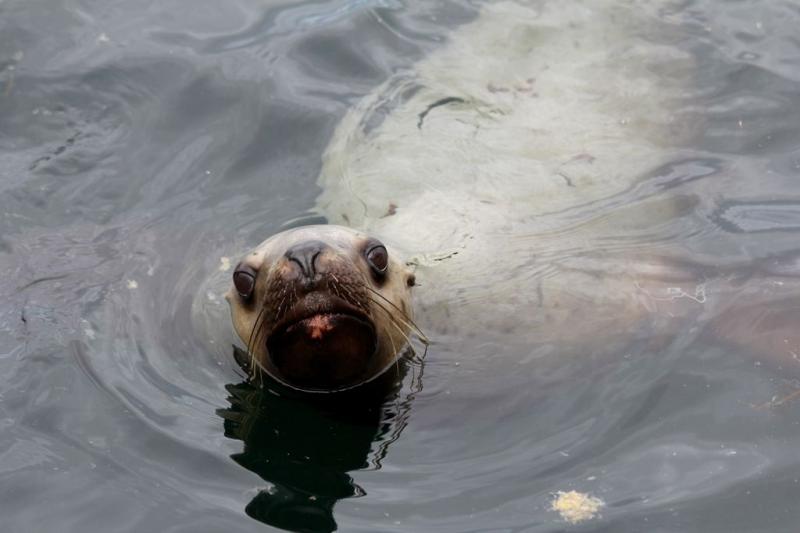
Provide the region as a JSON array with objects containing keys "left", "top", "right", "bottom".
[
  {"left": 233, "top": 265, "right": 256, "bottom": 300},
  {"left": 365, "top": 244, "right": 388, "bottom": 274}
]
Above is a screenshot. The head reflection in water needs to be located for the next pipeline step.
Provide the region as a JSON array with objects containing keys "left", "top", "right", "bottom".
[
  {"left": 217, "top": 346, "right": 422, "bottom": 533},
  {"left": 222, "top": 223, "right": 426, "bottom": 531}
]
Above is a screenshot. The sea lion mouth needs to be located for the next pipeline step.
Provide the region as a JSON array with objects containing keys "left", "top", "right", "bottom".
[{"left": 266, "top": 295, "right": 377, "bottom": 391}]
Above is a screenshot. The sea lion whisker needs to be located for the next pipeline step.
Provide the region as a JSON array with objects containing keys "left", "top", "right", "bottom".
[
  {"left": 247, "top": 307, "right": 269, "bottom": 375},
  {"left": 251, "top": 318, "right": 277, "bottom": 381},
  {"left": 330, "top": 280, "right": 349, "bottom": 304},
  {"left": 366, "top": 287, "right": 428, "bottom": 343},
  {"left": 364, "top": 292, "right": 405, "bottom": 337},
  {"left": 379, "top": 313, "right": 422, "bottom": 390},
  {"left": 246, "top": 343, "right": 270, "bottom": 379},
  {"left": 369, "top": 295, "right": 416, "bottom": 350},
  {"left": 252, "top": 298, "right": 270, "bottom": 338},
  {"left": 336, "top": 281, "right": 371, "bottom": 312},
  {"left": 368, "top": 295, "right": 420, "bottom": 344},
  {"left": 364, "top": 284, "right": 423, "bottom": 332},
  {"left": 383, "top": 305, "right": 413, "bottom": 347},
  {"left": 246, "top": 306, "right": 266, "bottom": 356}
]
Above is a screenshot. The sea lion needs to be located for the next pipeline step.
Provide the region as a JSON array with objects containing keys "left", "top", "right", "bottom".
[
  {"left": 223, "top": 0, "right": 691, "bottom": 390},
  {"left": 221, "top": 0, "right": 800, "bottom": 392},
  {"left": 226, "top": 225, "right": 416, "bottom": 392}
]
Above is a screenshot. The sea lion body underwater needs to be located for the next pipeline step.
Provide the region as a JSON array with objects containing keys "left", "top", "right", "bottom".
[{"left": 223, "top": 1, "right": 800, "bottom": 391}]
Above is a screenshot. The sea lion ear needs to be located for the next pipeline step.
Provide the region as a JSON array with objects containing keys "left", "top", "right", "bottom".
[{"left": 402, "top": 260, "right": 417, "bottom": 287}]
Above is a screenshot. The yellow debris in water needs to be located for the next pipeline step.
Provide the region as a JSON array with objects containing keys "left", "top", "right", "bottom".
[{"left": 551, "top": 490, "right": 604, "bottom": 524}]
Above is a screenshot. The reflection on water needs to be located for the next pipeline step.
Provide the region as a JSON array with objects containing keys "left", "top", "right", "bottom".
[
  {"left": 2, "top": 0, "right": 800, "bottom": 532},
  {"left": 219, "top": 347, "right": 420, "bottom": 532}
]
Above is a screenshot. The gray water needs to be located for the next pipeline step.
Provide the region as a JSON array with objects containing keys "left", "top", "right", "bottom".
[{"left": 3, "top": 1, "right": 800, "bottom": 532}]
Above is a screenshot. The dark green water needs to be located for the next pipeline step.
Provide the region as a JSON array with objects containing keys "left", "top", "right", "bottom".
[{"left": 3, "top": 1, "right": 800, "bottom": 532}]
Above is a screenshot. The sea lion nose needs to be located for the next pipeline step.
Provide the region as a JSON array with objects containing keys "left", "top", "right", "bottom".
[{"left": 284, "top": 240, "right": 327, "bottom": 279}]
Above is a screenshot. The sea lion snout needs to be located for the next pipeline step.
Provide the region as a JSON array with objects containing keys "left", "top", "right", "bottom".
[
  {"left": 284, "top": 240, "right": 328, "bottom": 281},
  {"left": 267, "top": 244, "right": 380, "bottom": 390}
]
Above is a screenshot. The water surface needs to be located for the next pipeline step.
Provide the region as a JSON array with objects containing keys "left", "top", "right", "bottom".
[{"left": 2, "top": 1, "right": 800, "bottom": 532}]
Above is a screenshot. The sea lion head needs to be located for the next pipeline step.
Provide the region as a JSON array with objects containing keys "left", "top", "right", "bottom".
[{"left": 226, "top": 225, "right": 416, "bottom": 392}]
